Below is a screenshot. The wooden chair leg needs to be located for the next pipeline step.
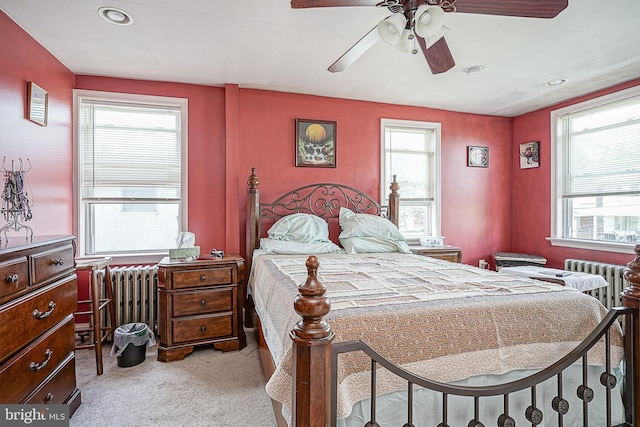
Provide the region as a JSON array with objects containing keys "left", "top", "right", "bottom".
[{"left": 90, "top": 269, "right": 104, "bottom": 375}]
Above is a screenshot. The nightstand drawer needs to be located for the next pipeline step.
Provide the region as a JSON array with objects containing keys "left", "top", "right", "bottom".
[
  {"left": 172, "top": 314, "right": 233, "bottom": 343},
  {"left": 170, "top": 267, "right": 233, "bottom": 289},
  {"left": 172, "top": 287, "right": 234, "bottom": 317}
]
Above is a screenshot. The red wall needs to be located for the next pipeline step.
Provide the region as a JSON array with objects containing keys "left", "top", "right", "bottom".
[
  {"left": 236, "top": 89, "right": 513, "bottom": 266},
  {"left": 0, "top": 11, "right": 75, "bottom": 236},
  {"left": 74, "top": 76, "right": 228, "bottom": 255},
  {"left": 512, "top": 79, "right": 640, "bottom": 268}
]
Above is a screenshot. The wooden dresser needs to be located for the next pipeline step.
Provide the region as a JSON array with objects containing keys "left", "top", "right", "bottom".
[
  {"left": 409, "top": 244, "right": 463, "bottom": 263},
  {"left": 157, "top": 255, "right": 246, "bottom": 362},
  {"left": 0, "top": 235, "right": 80, "bottom": 414}
]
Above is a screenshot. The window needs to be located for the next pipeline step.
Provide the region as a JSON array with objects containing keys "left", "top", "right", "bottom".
[
  {"left": 550, "top": 85, "right": 640, "bottom": 253},
  {"left": 381, "top": 119, "right": 441, "bottom": 240},
  {"left": 74, "top": 91, "right": 188, "bottom": 257}
]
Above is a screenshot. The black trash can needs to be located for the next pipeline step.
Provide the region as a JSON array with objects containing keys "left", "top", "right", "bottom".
[{"left": 110, "top": 323, "right": 155, "bottom": 368}]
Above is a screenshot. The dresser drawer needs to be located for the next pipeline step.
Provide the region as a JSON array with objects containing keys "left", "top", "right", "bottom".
[
  {"left": 31, "top": 244, "right": 75, "bottom": 285},
  {"left": 172, "top": 286, "right": 234, "bottom": 317},
  {"left": 0, "top": 276, "right": 77, "bottom": 363},
  {"left": 24, "top": 353, "right": 76, "bottom": 405},
  {"left": 0, "top": 257, "right": 29, "bottom": 300},
  {"left": 170, "top": 267, "right": 233, "bottom": 289},
  {"left": 172, "top": 314, "right": 233, "bottom": 344},
  {"left": 0, "top": 315, "right": 75, "bottom": 403}
]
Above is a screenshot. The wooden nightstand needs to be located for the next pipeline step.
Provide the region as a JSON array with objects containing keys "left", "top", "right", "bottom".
[
  {"left": 409, "top": 245, "right": 462, "bottom": 263},
  {"left": 157, "top": 255, "right": 246, "bottom": 362}
]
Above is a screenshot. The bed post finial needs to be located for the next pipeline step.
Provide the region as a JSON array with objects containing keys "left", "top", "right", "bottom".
[
  {"left": 290, "top": 255, "right": 334, "bottom": 427},
  {"left": 623, "top": 243, "right": 640, "bottom": 426},
  {"left": 245, "top": 167, "right": 260, "bottom": 328},
  {"left": 388, "top": 174, "right": 400, "bottom": 227}
]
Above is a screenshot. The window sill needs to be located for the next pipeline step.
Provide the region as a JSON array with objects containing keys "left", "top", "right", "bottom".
[
  {"left": 546, "top": 237, "right": 637, "bottom": 255},
  {"left": 76, "top": 253, "right": 167, "bottom": 266}
]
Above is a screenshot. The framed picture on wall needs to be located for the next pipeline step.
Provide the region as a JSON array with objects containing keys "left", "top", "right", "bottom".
[
  {"left": 27, "top": 81, "right": 48, "bottom": 126},
  {"left": 467, "top": 146, "right": 489, "bottom": 168},
  {"left": 295, "top": 118, "right": 336, "bottom": 168},
  {"left": 520, "top": 141, "right": 540, "bottom": 169}
]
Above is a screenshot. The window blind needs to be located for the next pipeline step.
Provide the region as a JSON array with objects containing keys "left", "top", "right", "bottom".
[
  {"left": 80, "top": 100, "right": 182, "bottom": 200},
  {"left": 560, "top": 96, "right": 640, "bottom": 198}
]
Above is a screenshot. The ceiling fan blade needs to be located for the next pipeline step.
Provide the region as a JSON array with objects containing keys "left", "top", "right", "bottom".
[
  {"left": 451, "top": 0, "right": 568, "bottom": 18},
  {"left": 417, "top": 36, "right": 455, "bottom": 74},
  {"left": 291, "top": 0, "right": 379, "bottom": 8},
  {"left": 328, "top": 26, "right": 380, "bottom": 73}
]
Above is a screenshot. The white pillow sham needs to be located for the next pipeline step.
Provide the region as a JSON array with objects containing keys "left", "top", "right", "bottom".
[
  {"left": 338, "top": 207, "right": 410, "bottom": 253},
  {"left": 259, "top": 238, "right": 343, "bottom": 255},
  {"left": 267, "top": 213, "right": 330, "bottom": 243}
]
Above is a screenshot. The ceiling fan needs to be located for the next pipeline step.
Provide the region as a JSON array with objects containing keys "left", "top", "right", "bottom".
[{"left": 291, "top": 0, "right": 568, "bottom": 74}]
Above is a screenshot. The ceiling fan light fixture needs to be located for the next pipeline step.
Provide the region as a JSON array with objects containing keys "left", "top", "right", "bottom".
[
  {"left": 377, "top": 13, "right": 407, "bottom": 46},
  {"left": 395, "top": 29, "right": 414, "bottom": 52},
  {"left": 423, "top": 25, "right": 449, "bottom": 48},
  {"left": 414, "top": 5, "right": 444, "bottom": 38}
]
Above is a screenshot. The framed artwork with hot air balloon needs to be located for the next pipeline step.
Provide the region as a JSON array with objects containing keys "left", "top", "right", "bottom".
[{"left": 295, "top": 118, "right": 337, "bottom": 168}]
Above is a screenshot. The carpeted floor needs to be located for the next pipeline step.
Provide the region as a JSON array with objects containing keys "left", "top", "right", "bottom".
[{"left": 70, "top": 329, "right": 277, "bottom": 427}]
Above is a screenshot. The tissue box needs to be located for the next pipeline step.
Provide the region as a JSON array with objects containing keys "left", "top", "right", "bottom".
[
  {"left": 419, "top": 236, "right": 445, "bottom": 247},
  {"left": 169, "top": 246, "right": 200, "bottom": 260}
]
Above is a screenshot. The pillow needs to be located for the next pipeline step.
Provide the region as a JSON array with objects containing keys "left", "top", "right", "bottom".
[
  {"left": 340, "top": 236, "right": 411, "bottom": 254},
  {"left": 267, "top": 213, "right": 330, "bottom": 243},
  {"left": 338, "top": 208, "right": 411, "bottom": 253},
  {"left": 259, "top": 238, "right": 343, "bottom": 255}
]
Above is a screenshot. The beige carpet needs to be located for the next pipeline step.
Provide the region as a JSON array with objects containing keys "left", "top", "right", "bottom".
[{"left": 70, "top": 329, "right": 277, "bottom": 427}]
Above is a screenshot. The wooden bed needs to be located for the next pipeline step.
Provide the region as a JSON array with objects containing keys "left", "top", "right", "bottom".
[{"left": 244, "top": 167, "right": 640, "bottom": 427}]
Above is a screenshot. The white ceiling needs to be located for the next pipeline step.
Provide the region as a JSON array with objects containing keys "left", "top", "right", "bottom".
[{"left": 2, "top": 0, "right": 640, "bottom": 117}]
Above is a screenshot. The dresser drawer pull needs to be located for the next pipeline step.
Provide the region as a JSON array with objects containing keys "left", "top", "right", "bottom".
[
  {"left": 53, "top": 258, "right": 65, "bottom": 265},
  {"left": 45, "top": 393, "right": 55, "bottom": 404},
  {"left": 30, "top": 349, "right": 53, "bottom": 372},
  {"left": 32, "top": 301, "right": 56, "bottom": 319},
  {"left": 200, "top": 299, "right": 206, "bottom": 306},
  {"left": 200, "top": 325, "right": 206, "bottom": 333},
  {"left": 200, "top": 275, "right": 206, "bottom": 282},
  {"left": 6, "top": 274, "right": 19, "bottom": 283}
]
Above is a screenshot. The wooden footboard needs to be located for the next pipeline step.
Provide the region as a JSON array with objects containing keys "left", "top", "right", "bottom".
[{"left": 290, "top": 249, "right": 640, "bottom": 427}]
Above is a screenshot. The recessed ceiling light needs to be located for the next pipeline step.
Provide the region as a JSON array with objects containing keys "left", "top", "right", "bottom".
[
  {"left": 462, "top": 65, "right": 485, "bottom": 75},
  {"left": 544, "top": 78, "right": 567, "bottom": 87},
  {"left": 98, "top": 7, "right": 133, "bottom": 25}
]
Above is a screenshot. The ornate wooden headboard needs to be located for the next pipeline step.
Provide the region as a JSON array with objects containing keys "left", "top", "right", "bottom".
[{"left": 245, "top": 167, "right": 399, "bottom": 271}]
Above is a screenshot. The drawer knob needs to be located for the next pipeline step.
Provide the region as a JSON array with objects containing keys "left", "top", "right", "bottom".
[
  {"left": 45, "top": 393, "right": 55, "bottom": 404},
  {"left": 200, "top": 299, "right": 206, "bottom": 306},
  {"left": 53, "top": 258, "right": 65, "bottom": 265},
  {"left": 200, "top": 275, "right": 206, "bottom": 282},
  {"left": 32, "top": 300, "right": 56, "bottom": 320},
  {"left": 30, "top": 348, "right": 53, "bottom": 372},
  {"left": 6, "top": 274, "right": 18, "bottom": 283},
  {"left": 200, "top": 325, "right": 206, "bottom": 333}
]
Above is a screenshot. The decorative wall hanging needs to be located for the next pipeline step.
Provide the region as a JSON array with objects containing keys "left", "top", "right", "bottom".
[
  {"left": 520, "top": 141, "right": 540, "bottom": 169},
  {"left": 295, "top": 118, "right": 336, "bottom": 168},
  {"left": 1, "top": 157, "right": 34, "bottom": 241},
  {"left": 27, "top": 81, "right": 48, "bottom": 126},
  {"left": 467, "top": 146, "right": 489, "bottom": 168}
]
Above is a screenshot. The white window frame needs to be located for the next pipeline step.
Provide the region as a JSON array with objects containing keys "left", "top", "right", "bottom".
[
  {"left": 380, "top": 118, "right": 441, "bottom": 242},
  {"left": 548, "top": 85, "right": 639, "bottom": 255},
  {"left": 73, "top": 90, "right": 189, "bottom": 263}
]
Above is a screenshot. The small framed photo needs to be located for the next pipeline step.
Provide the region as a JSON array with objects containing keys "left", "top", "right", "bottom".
[
  {"left": 295, "top": 118, "right": 336, "bottom": 168},
  {"left": 520, "top": 141, "right": 540, "bottom": 169},
  {"left": 27, "top": 81, "right": 48, "bottom": 126},
  {"left": 467, "top": 146, "right": 489, "bottom": 168}
]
